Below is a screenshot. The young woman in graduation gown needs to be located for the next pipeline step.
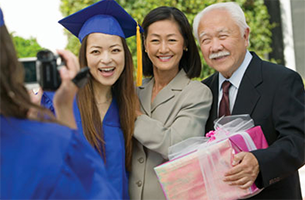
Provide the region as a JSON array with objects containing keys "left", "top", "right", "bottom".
[{"left": 41, "top": 1, "right": 140, "bottom": 198}]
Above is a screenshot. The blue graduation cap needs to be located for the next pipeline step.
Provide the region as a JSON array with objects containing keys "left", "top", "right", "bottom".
[
  {"left": 59, "top": 0, "right": 143, "bottom": 86},
  {"left": 58, "top": 0, "right": 143, "bottom": 42},
  {"left": 0, "top": 8, "right": 5, "bottom": 27}
]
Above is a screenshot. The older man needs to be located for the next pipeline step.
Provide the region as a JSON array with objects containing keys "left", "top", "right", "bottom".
[{"left": 193, "top": 2, "right": 305, "bottom": 199}]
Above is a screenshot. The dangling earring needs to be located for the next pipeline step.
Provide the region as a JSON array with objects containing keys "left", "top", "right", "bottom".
[{"left": 184, "top": 47, "right": 188, "bottom": 52}]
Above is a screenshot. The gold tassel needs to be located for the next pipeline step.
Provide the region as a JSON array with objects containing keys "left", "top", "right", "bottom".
[{"left": 136, "top": 22, "right": 142, "bottom": 86}]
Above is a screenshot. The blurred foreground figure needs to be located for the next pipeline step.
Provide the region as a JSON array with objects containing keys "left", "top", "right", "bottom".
[{"left": 0, "top": 7, "right": 118, "bottom": 199}]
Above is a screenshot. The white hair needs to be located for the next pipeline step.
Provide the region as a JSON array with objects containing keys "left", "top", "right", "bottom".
[{"left": 193, "top": 2, "right": 250, "bottom": 41}]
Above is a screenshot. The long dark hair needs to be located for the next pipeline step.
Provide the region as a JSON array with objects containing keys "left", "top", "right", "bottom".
[
  {"left": 0, "top": 25, "right": 55, "bottom": 121},
  {"left": 141, "top": 6, "right": 202, "bottom": 78},
  {"left": 77, "top": 35, "right": 136, "bottom": 171}
]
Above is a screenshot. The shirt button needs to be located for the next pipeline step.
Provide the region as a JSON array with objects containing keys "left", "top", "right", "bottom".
[
  {"left": 138, "top": 157, "right": 144, "bottom": 163},
  {"left": 136, "top": 180, "right": 142, "bottom": 187}
]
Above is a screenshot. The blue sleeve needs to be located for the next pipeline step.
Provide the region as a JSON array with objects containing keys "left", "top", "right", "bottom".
[{"left": 41, "top": 91, "right": 56, "bottom": 114}]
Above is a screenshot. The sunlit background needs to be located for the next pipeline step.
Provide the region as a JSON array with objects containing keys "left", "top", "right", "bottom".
[
  {"left": 0, "top": 0, "right": 304, "bottom": 198},
  {"left": 0, "top": 0, "right": 67, "bottom": 52}
]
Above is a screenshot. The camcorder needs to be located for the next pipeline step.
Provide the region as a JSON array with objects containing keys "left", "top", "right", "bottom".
[{"left": 19, "top": 50, "right": 90, "bottom": 90}]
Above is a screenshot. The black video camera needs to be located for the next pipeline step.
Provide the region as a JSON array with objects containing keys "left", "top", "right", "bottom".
[{"left": 19, "top": 49, "right": 90, "bottom": 90}]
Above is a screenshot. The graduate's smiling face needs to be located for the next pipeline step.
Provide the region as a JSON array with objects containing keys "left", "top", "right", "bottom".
[{"left": 86, "top": 33, "right": 125, "bottom": 87}]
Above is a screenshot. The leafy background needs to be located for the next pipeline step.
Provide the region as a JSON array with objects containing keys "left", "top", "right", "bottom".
[{"left": 14, "top": 0, "right": 274, "bottom": 79}]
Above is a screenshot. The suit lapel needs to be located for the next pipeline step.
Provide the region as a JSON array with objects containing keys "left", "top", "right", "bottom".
[
  {"left": 138, "top": 69, "right": 189, "bottom": 115},
  {"left": 210, "top": 74, "right": 219, "bottom": 126},
  {"left": 232, "top": 52, "right": 262, "bottom": 115},
  {"left": 205, "top": 52, "right": 263, "bottom": 131},
  {"left": 151, "top": 87, "right": 174, "bottom": 112},
  {"left": 204, "top": 73, "right": 219, "bottom": 131},
  {"left": 151, "top": 69, "right": 189, "bottom": 112}
]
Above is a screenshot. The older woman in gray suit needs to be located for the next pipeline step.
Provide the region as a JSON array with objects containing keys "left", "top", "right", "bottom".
[{"left": 129, "top": 6, "right": 212, "bottom": 200}]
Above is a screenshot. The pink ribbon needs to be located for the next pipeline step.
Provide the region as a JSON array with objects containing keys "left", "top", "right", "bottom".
[{"left": 206, "top": 130, "right": 216, "bottom": 142}]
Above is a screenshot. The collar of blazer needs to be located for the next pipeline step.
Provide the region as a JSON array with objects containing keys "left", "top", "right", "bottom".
[{"left": 138, "top": 69, "right": 191, "bottom": 114}]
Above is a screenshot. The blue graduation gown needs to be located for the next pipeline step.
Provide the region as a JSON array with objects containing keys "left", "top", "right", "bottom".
[
  {"left": 41, "top": 91, "right": 129, "bottom": 199},
  {"left": 0, "top": 115, "right": 119, "bottom": 199}
]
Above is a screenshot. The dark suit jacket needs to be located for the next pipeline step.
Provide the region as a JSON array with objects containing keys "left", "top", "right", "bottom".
[{"left": 202, "top": 52, "right": 305, "bottom": 199}]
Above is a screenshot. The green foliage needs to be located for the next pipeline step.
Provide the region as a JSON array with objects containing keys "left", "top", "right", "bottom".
[
  {"left": 60, "top": 0, "right": 274, "bottom": 79},
  {"left": 11, "top": 32, "right": 44, "bottom": 58},
  {"left": 59, "top": 0, "right": 100, "bottom": 55}
]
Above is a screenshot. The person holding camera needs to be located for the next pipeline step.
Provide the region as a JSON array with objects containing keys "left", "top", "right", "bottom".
[
  {"left": 0, "top": 7, "right": 119, "bottom": 199},
  {"left": 41, "top": 0, "right": 140, "bottom": 198}
]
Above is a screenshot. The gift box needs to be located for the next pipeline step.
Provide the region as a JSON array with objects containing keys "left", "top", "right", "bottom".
[{"left": 154, "top": 115, "right": 269, "bottom": 200}]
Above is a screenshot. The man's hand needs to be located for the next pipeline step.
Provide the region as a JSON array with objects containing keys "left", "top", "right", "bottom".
[{"left": 223, "top": 152, "right": 259, "bottom": 189}]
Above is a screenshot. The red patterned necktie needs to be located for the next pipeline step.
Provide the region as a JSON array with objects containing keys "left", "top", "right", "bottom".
[{"left": 219, "top": 81, "right": 231, "bottom": 117}]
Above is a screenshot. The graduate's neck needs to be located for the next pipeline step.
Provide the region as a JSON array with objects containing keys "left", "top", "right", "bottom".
[{"left": 92, "top": 81, "right": 112, "bottom": 105}]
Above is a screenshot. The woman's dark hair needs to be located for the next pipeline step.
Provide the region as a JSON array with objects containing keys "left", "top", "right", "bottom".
[
  {"left": 78, "top": 35, "right": 136, "bottom": 171},
  {"left": 141, "top": 6, "right": 202, "bottom": 79}
]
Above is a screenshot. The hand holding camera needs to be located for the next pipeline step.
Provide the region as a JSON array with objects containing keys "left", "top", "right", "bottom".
[
  {"left": 53, "top": 49, "right": 80, "bottom": 106},
  {"left": 53, "top": 49, "right": 87, "bottom": 129},
  {"left": 20, "top": 49, "right": 90, "bottom": 91},
  {"left": 22, "top": 49, "right": 90, "bottom": 128}
]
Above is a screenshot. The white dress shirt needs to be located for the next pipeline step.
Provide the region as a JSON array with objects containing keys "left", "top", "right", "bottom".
[{"left": 218, "top": 50, "right": 253, "bottom": 115}]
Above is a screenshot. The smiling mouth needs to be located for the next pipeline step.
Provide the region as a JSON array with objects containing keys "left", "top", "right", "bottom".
[
  {"left": 98, "top": 67, "right": 115, "bottom": 72},
  {"left": 158, "top": 56, "right": 173, "bottom": 61}
]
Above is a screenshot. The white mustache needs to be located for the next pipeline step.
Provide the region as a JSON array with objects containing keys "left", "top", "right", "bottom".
[{"left": 209, "top": 51, "right": 230, "bottom": 59}]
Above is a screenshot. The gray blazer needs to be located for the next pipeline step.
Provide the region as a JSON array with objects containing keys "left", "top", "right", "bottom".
[{"left": 129, "top": 69, "right": 212, "bottom": 200}]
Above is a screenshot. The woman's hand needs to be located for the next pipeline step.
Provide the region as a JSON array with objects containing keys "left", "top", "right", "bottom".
[
  {"left": 27, "top": 87, "right": 43, "bottom": 119},
  {"left": 53, "top": 49, "right": 80, "bottom": 129},
  {"left": 28, "top": 87, "right": 42, "bottom": 105}
]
